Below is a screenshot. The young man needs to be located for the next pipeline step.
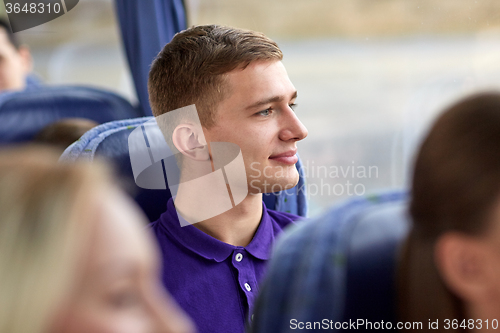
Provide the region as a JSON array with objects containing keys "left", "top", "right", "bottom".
[
  {"left": 148, "top": 25, "right": 308, "bottom": 333},
  {"left": 0, "top": 19, "right": 33, "bottom": 92}
]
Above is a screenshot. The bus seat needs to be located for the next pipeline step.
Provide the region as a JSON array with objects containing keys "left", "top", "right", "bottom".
[
  {"left": 0, "top": 85, "right": 141, "bottom": 144},
  {"left": 61, "top": 117, "right": 308, "bottom": 222},
  {"left": 25, "top": 74, "right": 43, "bottom": 90},
  {"left": 251, "top": 190, "right": 410, "bottom": 333}
]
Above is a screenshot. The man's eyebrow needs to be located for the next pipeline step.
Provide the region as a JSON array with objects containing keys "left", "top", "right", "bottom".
[{"left": 245, "top": 91, "right": 298, "bottom": 110}]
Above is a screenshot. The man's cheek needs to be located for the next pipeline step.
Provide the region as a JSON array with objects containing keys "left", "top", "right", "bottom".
[{"left": 248, "top": 161, "right": 262, "bottom": 178}]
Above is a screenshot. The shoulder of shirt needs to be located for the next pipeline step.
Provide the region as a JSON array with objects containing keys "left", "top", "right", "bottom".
[
  {"left": 147, "top": 206, "right": 301, "bottom": 232},
  {"left": 147, "top": 219, "right": 160, "bottom": 230},
  {"left": 266, "top": 208, "right": 302, "bottom": 229},
  {"left": 147, "top": 204, "right": 175, "bottom": 231}
]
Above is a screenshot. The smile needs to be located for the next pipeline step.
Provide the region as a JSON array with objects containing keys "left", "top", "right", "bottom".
[{"left": 269, "top": 149, "right": 298, "bottom": 165}]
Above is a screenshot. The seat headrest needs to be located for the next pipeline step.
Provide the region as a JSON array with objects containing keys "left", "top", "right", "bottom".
[
  {"left": 0, "top": 85, "right": 141, "bottom": 143},
  {"left": 343, "top": 195, "right": 410, "bottom": 325},
  {"left": 94, "top": 123, "right": 172, "bottom": 222},
  {"left": 252, "top": 191, "right": 410, "bottom": 333}
]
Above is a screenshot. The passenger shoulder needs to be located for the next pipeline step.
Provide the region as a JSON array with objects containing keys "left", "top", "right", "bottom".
[{"left": 267, "top": 209, "right": 302, "bottom": 230}]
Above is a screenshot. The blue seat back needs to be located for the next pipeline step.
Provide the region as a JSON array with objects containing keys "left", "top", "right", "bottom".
[
  {"left": 0, "top": 85, "right": 141, "bottom": 144},
  {"left": 251, "top": 191, "right": 410, "bottom": 332},
  {"left": 61, "top": 117, "right": 308, "bottom": 222}
]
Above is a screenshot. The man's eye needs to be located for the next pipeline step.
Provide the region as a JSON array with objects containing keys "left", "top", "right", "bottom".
[
  {"left": 256, "top": 108, "right": 272, "bottom": 116},
  {"left": 289, "top": 103, "right": 297, "bottom": 111}
]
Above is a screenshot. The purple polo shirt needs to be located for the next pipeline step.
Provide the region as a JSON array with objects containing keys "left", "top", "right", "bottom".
[{"left": 149, "top": 198, "right": 300, "bottom": 333}]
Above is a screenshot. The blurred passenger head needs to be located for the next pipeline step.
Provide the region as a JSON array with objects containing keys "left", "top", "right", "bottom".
[
  {"left": 0, "top": 147, "right": 195, "bottom": 333},
  {"left": 400, "top": 92, "right": 500, "bottom": 330},
  {"left": 34, "top": 118, "right": 98, "bottom": 151},
  {"left": 0, "top": 19, "right": 32, "bottom": 92}
]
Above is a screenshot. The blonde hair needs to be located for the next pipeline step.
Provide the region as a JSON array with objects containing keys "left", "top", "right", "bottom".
[{"left": 0, "top": 146, "right": 111, "bottom": 333}]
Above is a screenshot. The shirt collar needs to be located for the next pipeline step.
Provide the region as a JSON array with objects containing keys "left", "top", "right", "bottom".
[
  {"left": 244, "top": 203, "right": 275, "bottom": 260},
  {"left": 159, "top": 198, "right": 275, "bottom": 262}
]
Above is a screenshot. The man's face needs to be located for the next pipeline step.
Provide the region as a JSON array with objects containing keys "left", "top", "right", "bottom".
[
  {"left": 203, "top": 60, "right": 308, "bottom": 194},
  {"left": 0, "top": 28, "right": 31, "bottom": 92}
]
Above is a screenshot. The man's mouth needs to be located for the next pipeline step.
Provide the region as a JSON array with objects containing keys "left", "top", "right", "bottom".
[{"left": 269, "top": 149, "right": 298, "bottom": 165}]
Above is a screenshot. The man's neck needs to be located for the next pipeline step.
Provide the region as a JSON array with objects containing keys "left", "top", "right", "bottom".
[
  {"left": 172, "top": 158, "right": 264, "bottom": 246},
  {"left": 192, "top": 193, "right": 263, "bottom": 247},
  {"left": 174, "top": 181, "right": 264, "bottom": 247}
]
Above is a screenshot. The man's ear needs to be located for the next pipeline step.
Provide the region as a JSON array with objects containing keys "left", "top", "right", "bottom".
[
  {"left": 172, "top": 124, "right": 209, "bottom": 161},
  {"left": 435, "top": 232, "right": 488, "bottom": 303},
  {"left": 18, "top": 45, "right": 33, "bottom": 74}
]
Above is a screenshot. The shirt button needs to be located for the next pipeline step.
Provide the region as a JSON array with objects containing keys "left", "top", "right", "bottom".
[
  {"left": 244, "top": 283, "right": 252, "bottom": 291},
  {"left": 235, "top": 253, "right": 243, "bottom": 262}
]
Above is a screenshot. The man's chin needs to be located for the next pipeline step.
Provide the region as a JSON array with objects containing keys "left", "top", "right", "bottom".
[{"left": 248, "top": 176, "right": 299, "bottom": 194}]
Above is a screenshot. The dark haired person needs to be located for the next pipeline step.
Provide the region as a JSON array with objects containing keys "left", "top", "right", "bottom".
[
  {"left": 0, "top": 19, "right": 33, "bottom": 92},
  {"left": 34, "top": 118, "right": 98, "bottom": 151},
  {"left": 148, "top": 25, "right": 308, "bottom": 333},
  {"left": 399, "top": 92, "right": 500, "bottom": 332}
]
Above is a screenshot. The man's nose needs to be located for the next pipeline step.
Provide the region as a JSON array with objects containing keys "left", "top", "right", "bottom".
[{"left": 279, "top": 106, "right": 308, "bottom": 142}]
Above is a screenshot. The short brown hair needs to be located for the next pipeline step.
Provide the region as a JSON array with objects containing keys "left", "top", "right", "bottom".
[
  {"left": 148, "top": 25, "right": 283, "bottom": 128},
  {"left": 34, "top": 118, "right": 98, "bottom": 151},
  {"left": 399, "top": 92, "right": 500, "bottom": 332}
]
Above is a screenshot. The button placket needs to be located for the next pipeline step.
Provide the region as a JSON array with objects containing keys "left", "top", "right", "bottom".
[
  {"left": 234, "top": 252, "right": 252, "bottom": 293},
  {"left": 231, "top": 249, "right": 258, "bottom": 311}
]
